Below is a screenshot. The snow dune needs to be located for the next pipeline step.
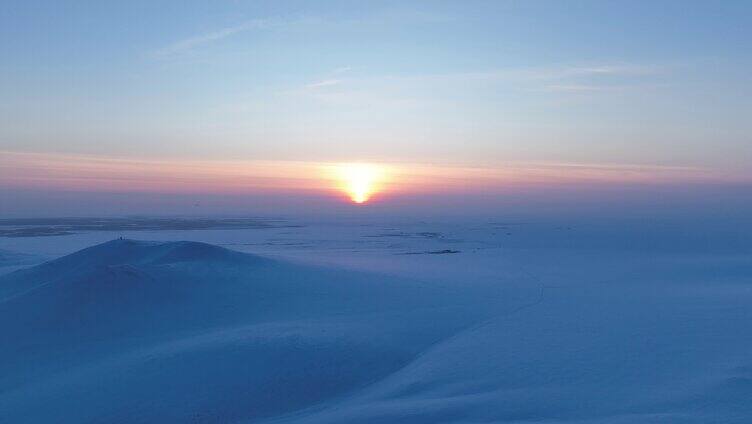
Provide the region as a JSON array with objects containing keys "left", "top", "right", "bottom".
[
  {"left": 0, "top": 239, "right": 511, "bottom": 423},
  {"left": 1, "top": 238, "right": 752, "bottom": 423}
]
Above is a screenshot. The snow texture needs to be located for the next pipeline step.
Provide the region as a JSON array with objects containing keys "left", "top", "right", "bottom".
[{"left": 2, "top": 218, "right": 752, "bottom": 423}]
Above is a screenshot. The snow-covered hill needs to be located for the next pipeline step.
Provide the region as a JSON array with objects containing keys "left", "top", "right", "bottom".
[
  {"left": 0, "top": 248, "right": 44, "bottom": 276},
  {"left": 2, "top": 238, "right": 752, "bottom": 423},
  {"left": 0, "top": 239, "right": 508, "bottom": 423}
]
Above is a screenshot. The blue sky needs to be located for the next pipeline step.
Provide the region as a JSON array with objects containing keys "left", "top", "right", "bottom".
[{"left": 1, "top": 1, "right": 751, "bottom": 197}]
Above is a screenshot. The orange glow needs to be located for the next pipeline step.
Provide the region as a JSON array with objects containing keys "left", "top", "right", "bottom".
[
  {"left": 335, "top": 163, "right": 385, "bottom": 204},
  {"left": 1, "top": 151, "right": 734, "bottom": 200}
]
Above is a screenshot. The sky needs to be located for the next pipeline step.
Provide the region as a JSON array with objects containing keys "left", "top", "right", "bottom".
[{"left": 1, "top": 1, "right": 751, "bottom": 217}]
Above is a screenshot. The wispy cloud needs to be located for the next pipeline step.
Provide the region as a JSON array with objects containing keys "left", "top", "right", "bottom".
[
  {"left": 306, "top": 79, "right": 342, "bottom": 89},
  {"left": 152, "top": 19, "right": 273, "bottom": 58},
  {"left": 150, "top": 8, "right": 452, "bottom": 59},
  {"left": 340, "top": 63, "right": 661, "bottom": 88},
  {"left": 332, "top": 66, "right": 353, "bottom": 74},
  {"left": 561, "top": 64, "right": 660, "bottom": 77},
  {"left": 4, "top": 151, "right": 740, "bottom": 196},
  {"left": 451, "top": 63, "right": 663, "bottom": 83},
  {"left": 545, "top": 84, "right": 618, "bottom": 92},
  {"left": 340, "top": 63, "right": 665, "bottom": 96},
  {"left": 538, "top": 65, "right": 665, "bottom": 93},
  {"left": 280, "top": 62, "right": 667, "bottom": 113}
]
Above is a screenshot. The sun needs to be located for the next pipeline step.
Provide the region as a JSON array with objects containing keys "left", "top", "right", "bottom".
[{"left": 336, "top": 163, "right": 383, "bottom": 204}]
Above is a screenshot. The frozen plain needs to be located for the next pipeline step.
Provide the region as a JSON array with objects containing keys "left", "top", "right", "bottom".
[{"left": 1, "top": 216, "right": 751, "bottom": 423}]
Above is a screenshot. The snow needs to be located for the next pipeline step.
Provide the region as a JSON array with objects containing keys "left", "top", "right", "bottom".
[
  {"left": 0, "top": 248, "right": 44, "bottom": 276},
  {"left": 1, "top": 217, "right": 752, "bottom": 423}
]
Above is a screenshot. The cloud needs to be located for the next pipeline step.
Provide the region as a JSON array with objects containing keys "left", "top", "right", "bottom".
[
  {"left": 149, "top": 8, "right": 453, "bottom": 59},
  {"left": 361, "top": 63, "right": 661, "bottom": 86},
  {"left": 482, "top": 63, "right": 661, "bottom": 82},
  {"left": 152, "top": 19, "right": 272, "bottom": 58},
  {"left": 559, "top": 64, "right": 662, "bottom": 77},
  {"left": 306, "top": 79, "right": 341, "bottom": 89},
  {"left": 332, "top": 66, "right": 353, "bottom": 74},
  {"left": 545, "top": 84, "right": 616, "bottom": 92},
  {"left": 338, "top": 63, "right": 665, "bottom": 96}
]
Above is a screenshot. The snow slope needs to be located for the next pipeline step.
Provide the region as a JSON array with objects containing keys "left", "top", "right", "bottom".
[
  {"left": 2, "top": 237, "right": 752, "bottom": 423},
  {"left": 0, "top": 248, "right": 44, "bottom": 276},
  {"left": 0, "top": 239, "right": 526, "bottom": 423}
]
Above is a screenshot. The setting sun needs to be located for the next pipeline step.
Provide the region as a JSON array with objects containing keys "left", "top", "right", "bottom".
[{"left": 336, "top": 163, "right": 384, "bottom": 204}]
